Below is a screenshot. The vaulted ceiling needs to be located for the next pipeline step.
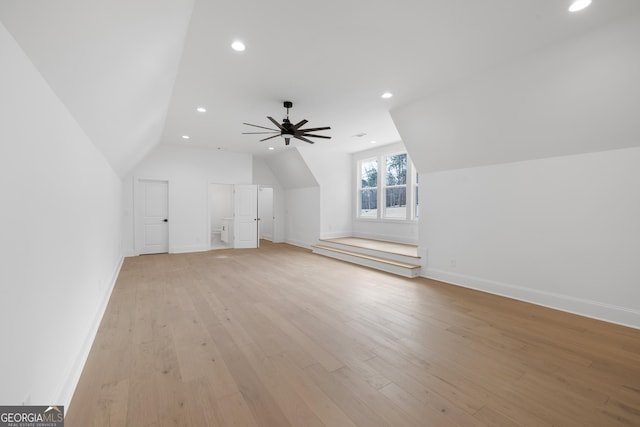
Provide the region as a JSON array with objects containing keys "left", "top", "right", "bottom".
[{"left": 2, "top": 0, "right": 639, "bottom": 176}]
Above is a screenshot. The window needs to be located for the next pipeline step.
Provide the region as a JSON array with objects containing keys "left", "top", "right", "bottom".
[
  {"left": 357, "top": 151, "right": 418, "bottom": 221},
  {"left": 359, "top": 158, "right": 378, "bottom": 218},
  {"left": 384, "top": 153, "right": 407, "bottom": 219}
]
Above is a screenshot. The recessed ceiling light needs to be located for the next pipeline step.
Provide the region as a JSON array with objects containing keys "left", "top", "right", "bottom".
[
  {"left": 381, "top": 92, "right": 393, "bottom": 99},
  {"left": 268, "top": 147, "right": 275, "bottom": 151},
  {"left": 370, "top": 140, "right": 377, "bottom": 144},
  {"left": 196, "top": 107, "right": 206, "bottom": 113},
  {"left": 182, "top": 135, "right": 190, "bottom": 140},
  {"left": 569, "top": 0, "right": 591, "bottom": 12},
  {"left": 231, "top": 41, "right": 246, "bottom": 52}
]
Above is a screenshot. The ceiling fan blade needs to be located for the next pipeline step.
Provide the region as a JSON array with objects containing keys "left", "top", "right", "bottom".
[
  {"left": 260, "top": 134, "right": 281, "bottom": 142},
  {"left": 293, "top": 119, "right": 308, "bottom": 129},
  {"left": 298, "top": 126, "right": 331, "bottom": 132},
  {"left": 295, "top": 135, "right": 315, "bottom": 144},
  {"left": 301, "top": 133, "right": 331, "bottom": 139},
  {"left": 243, "top": 122, "right": 279, "bottom": 131},
  {"left": 285, "top": 137, "right": 291, "bottom": 146},
  {"left": 242, "top": 131, "right": 280, "bottom": 135},
  {"left": 267, "top": 116, "right": 285, "bottom": 130}
]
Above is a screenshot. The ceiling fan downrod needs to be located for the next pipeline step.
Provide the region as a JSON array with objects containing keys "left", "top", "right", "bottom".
[{"left": 283, "top": 101, "right": 293, "bottom": 120}]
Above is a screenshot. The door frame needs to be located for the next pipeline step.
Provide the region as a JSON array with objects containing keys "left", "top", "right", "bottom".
[{"left": 133, "top": 177, "right": 171, "bottom": 255}]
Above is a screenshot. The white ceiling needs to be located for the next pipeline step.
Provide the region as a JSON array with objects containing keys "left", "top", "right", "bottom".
[{"left": 2, "top": 0, "right": 639, "bottom": 175}]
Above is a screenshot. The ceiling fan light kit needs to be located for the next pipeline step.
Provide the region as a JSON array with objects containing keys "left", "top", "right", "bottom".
[{"left": 242, "top": 101, "right": 331, "bottom": 146}]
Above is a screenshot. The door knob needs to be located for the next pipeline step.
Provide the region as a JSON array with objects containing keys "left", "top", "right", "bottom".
[{"left": 163, "top": 219, "right": 168, "bottom": 222}]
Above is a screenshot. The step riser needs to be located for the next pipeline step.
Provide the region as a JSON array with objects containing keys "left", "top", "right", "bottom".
[
  {"left": 312, "top": 247, "right": 420, "bottom": 278},
  {"left": 317, "top": 241, "right": 420, "bottom": 265}
]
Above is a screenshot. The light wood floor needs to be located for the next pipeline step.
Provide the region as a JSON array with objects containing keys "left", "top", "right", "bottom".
[
  {"left": 66, "top": 241, "right": 640, "bottom": 426},
  {"left": 322, "top": 237, "right": 419, "bottom": 258}
]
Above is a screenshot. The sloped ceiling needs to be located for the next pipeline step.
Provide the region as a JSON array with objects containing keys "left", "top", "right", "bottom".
[
  {"left": 0, "top": 0, "right": 195, "bottom": 176},
  {"left": 264, "top": 149, "right": 318, "bottom": 190},
  {"left": 392, "top": 12, "right": 640, "bottom": 173},
  {"left": 2, "top": 0, "right": 640, "bottom": 176}
]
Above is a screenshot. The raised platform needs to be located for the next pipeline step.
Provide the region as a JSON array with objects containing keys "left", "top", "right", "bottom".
[{"left": 312, "top": 237, "right": 421, "bottom": 278}]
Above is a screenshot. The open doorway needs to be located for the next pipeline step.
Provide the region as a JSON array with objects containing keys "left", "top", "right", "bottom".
[
  {"left": 208, "top": 183, "right": 272, "bottom": 250},
  {"left": 208, "top": 183, "right": 234, "bottom": 250}
]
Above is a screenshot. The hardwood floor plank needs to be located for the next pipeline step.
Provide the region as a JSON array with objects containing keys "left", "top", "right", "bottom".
[
  {"left": 93, "top": 379, "right": 129, "bottom": 427},
  {"left": 472, "top": 405, "right": 522, "bottom": 427},
  {"left": 331, "top": 365, "right": 421, "bottom": 427},
  {"left": 216, "top": 392, "right": 260, "bottom": 427},
  {"left": 195, "top": 306, "right": 293, "bottom": 427},
  {"left": 237, "top": 343, "right": 325, "bottom": 427},
  {"left": 66, "top": 242, "right": 640, "bottom": 426},
  {"left": 268, "top": 353, "right": 358, "bottom": 427},
  {"left": 378, "top": 381, "right": 458, "bottom": 426},
  {"left": 304, "top": 363, "right": 393, "bottom": 427},
  {"left": 255, "top": 302, "right": 344, "bottom": 372}
]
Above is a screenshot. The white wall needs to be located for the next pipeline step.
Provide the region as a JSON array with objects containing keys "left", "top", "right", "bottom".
[
  {"left": 352, "top": 142, "right": 419, "bottom": 244},
  {"left": 391, "top": 14, "right": 640, "bottom": 328},
  {"left": 285, "top": 187, "right": 321, "bottom": 248},
  {"left": 257, "top": 151, "right": 337, "bottom": 247},
  {"left": 298, "top": 147, "right": 353, "bottom": 240},
  {"left": 123, "top": 145, "right": 252, "bottom": 254},
  {"left": 422, "top": 148, "right": 640, "bottom": 328},
  {"left": 0, "top": 22, "right": 123, "bottom": 408}
]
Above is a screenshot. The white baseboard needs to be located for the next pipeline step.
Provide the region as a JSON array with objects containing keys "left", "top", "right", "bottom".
[
  {"left": 59, "top": 254, "right": 124, "bottom": 411},
  {"left": 423, "top": 268, "right": 640, "bottom": 330},
  {"left": 285, "top": 238, "right": 312, "bottom": 250},
  {"left": 170, "top": 244, "right": 210, "bottom": 254}
]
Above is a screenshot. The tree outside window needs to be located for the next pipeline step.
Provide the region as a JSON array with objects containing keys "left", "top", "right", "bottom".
[
  {"left": 384, "top": 153, "right": 407, "bottom": 219},
  {"left": 360, "top": 159, "right": 378, "bottom": 218}
]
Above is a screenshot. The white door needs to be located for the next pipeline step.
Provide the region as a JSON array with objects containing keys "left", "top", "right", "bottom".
[
  {"left": 234, "top": 184, "right": 258, "bottom": 248},
  {"left": 138, "top": 179, "right": 169, "bottom": 254},
  {"left": 259, "top": 187, "right": 274, "bottom": 241}
]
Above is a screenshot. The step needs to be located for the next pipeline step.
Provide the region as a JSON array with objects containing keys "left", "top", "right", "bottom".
[
  {"left": 318, "top": 238, "right": 420, "bottom": 266},
  {"left": 312, "top": 244, "right": 421, "bottom": 278}
]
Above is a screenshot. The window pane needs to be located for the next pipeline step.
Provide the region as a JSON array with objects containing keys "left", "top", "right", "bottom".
[
  {"left": 385, "top": 187, "right": 406, "bottom": 219},
  {"left": 360, "top": 189, "right": 377, "bottom": 217},
  {"left": 386, "top": 154, "right": 407, "bottom": 186},
  {"left": 361, "top": 159, "right": 378, "bottom": 188}
]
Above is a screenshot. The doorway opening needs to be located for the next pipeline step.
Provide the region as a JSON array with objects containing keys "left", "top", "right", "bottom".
[
  {"left": 208, "top": 183, "right": 234, "bottom": 250},
  {"left": 207, "top": 183, "right": 274, "bottom": 250}
]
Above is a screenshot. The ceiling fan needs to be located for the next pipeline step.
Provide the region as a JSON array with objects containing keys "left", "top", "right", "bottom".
[{"left": 243, "top": 101, "right": 331, "bottom": 146}]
